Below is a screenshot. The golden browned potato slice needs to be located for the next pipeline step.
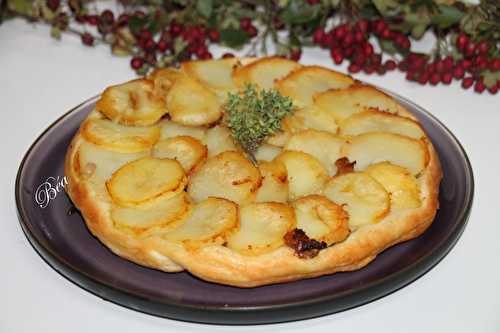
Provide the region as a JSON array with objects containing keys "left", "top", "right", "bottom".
[
  {"left": 366, "top": 162, "right": 421, "bottom": 210},
  {"left": 111, "top": 191, "right": 190, "bottom": 231},
  {"left": 152, "top": 136, "right": 207, "bottom": 173},
  {"left": 255, "top": 143, "right": 282, "bottom": 162},
  {"left": 314, "top": 85, "right": 408, "bottom": 122},
  {"left": 166, "top": 75, "right": 222, "bottom": 126},
  {"left": 165, "top": 197, "right": 238, "bottom": 247},
  {"left": 284, "top": 130, "right": 345, "bottom": 176},
  {"left": 255, "top": 160, "right": 288, "bottom": 203},
  {"left": 188, "top": 151, "right": 261, "bottom": 204},
  {"left": 343, "top": 132, "right": 429, "bottom": 175},
  {"left": 149, "top": 68, "right": 183, "bottom": 98},
  {"left": 77, "top": 141, "right": 149, "bottom": 182},
  {"left": 339, "top": 109, "right": 425, "bottom": 139},
  {"left": 96, "top": 79, "right": 167, "bottom": 126},
  {"left": 205, "top": 125, "right": 237, "bottom": 157},
  {"left": 181, "top": 58, "right": 240, "bottom": 92},
  {"left": 266, "top": 130, "right": 291, "bottom": 147},
  {"left": 276, "top": 66, "right": 354, "bottom": 107},
  {"left": 232, "top": 56, "right": 302, "bottom": 90},
  {"left": 283, "top": 105, "right": 339, "bottom": 135},
  {"left": 274, "top": 151, "right": 328, "bottom": 200},
  {"left": 226, "top": 202, "right": 296, "bottom": 255},
  {"left": 107, "top": 157, "right": 186, "bottom": 207},
  {"left": 82, "top": 118, "right": 160, "bottom": 153},
  {"left": 158, "top": 119, "right": 206, "bottom": 142},
  {"left": 292, "top": 195, "right": 350, "bottom": 244},
  {"left": 323, "top": 172, "right": 390, "bottom": 230}
]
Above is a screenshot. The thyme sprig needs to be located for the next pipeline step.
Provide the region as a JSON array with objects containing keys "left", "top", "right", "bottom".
[{"left": 224, "top": 84, "right": 295, "bottom": 162}]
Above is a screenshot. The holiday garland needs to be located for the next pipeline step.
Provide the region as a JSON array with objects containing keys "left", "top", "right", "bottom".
[{"left": 1, "top": 0, "right": 499, "bottom": 94}]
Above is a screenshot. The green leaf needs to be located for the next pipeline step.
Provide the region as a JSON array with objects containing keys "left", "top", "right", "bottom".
[
  {"left": 280, "top": 1, "right": 321, "bottom": 24},
  {"left": 128, "top": 15, "right": 148, "bottom": 35},
  {"left": 50, "top": 26, "right": 61, "bottom": 40},
  {"left": 431, "top": 4, "right": 464, "bottom": 29},
  {"left": 219, "top": 28, "right": 249, "bottom": 48},
  {"left": 372, "top": 0, "right": 400, "bottom": 15},
  {"left": 483, "top": 71, "right": 500, "bottom": 89},
  {"left": 196, "top": 0, "right": 213, "bottom": 19},
  {"left": 378, "top": 38, "right": 398, "bottom": 55},
  {"left": 7, "top": 0, "right": 33, "bottom": 16},
  {"left": 411, "top": 23, "right": 428, "bottom": 39}
]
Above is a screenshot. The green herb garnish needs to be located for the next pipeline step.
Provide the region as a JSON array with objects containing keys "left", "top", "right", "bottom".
[{"left": 224, "top": 84, "right": 295, "bottom": 162}]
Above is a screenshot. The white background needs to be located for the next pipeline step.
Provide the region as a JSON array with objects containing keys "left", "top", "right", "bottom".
[{"left": 2, "top": 17, "right": 500, "bottom": 333}]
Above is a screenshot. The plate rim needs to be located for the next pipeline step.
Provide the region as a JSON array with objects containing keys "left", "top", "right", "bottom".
[{"left": 14, "top": 91, "right": 474, "bottom": 324}]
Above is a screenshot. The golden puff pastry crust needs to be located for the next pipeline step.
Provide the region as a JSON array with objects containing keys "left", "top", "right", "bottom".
[{"left": 65, "top": 57, "right": 442, "bottom": 287}]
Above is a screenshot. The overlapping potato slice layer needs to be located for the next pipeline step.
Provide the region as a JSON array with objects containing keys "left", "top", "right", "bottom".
[
  {"left": 366, "top": 162, "right": 421, "bottom": 210},
  {"left": 276, "top": 66, "right": 354, "bottom": 106},
  {"left": 188, "top": 151, "right": 261, "bottom": 204},
  {"left": 285, "top": 130, "right": 344, "bottom": 176},
  {"left": 152, "top": 136, "right": 207, "bottom": 173},
  {"left": 82, "top": 118, "right": 160, "bottom": 153},
  {"left": 166, "top": 75, "right": 222, "bottom": 126},
  {"left": 149, "top": 68, "right": 183, "bottom": 98},
  {"left": 233, "top": 56, "right": 302, "bottom": 90},
  {"left": 274, "top": 151, "right": 328, "bottom": 200},
  {"left": 314, "top": 84, "right": 406, "bottom": 122},
  {"left": 255, "top": 160, "right": 288, "bottom": 203},
  {"left": 205, "top": 125, "right": 237, "bottom": 157},
  {"left": 165, "top": 198, "right": 238, "bottom": 247},
  {"left": 343, "top": 132, "right": 429, "bottom": 175},
  {"left": 254, "top": 144, "right": 282, "bottom": 162},
  {"left": 323, "top": 172, "right": 390, "bottom": 230},
  {"left": 159, "top": 120, "right": 206, "bottom": 142},
  {"left": 226, "top": 202, "right": 296, "bottom": 255},
  {"left": 181, "top": 58, "right": 239, "bottom": 92},
  {"left": 339, "top": 109, "right": 425, "bottom": 139},
  {"left": 293, "top": 195, "right": 350, "bottom": 244},
  {"left": 107, "top": 157, "right": 186, "bottom": 207},
  {"left": 96, "top": 79, "right": 166, "bottom": 126}
]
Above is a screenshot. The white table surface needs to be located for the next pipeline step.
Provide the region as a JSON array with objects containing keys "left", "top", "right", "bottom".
[{"left": 2, "top": 18, "right": 500, "bottom": 333}]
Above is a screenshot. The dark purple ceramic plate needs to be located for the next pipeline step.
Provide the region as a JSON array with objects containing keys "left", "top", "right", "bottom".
[{"left": 15, "top": 93, "right": 473, "bottom": 325}]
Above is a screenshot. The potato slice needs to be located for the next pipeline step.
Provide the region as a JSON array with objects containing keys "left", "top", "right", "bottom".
[
  {"left": 226, "top": 202, "right": 296, "bottom": 255},
  {"left": 159, "top": 119, "right": 206, "bottom": 142},
  {"left": 96, "top": 79, "right": 167, "bottom": 126},
  {"left": 188, "top": 151, "right": 261, "bottom": 204},
  {"left": 255, "top": 143, "right": 282, "bottom": 162},
  {"left": 274, "top": 151, "right": 328, "bottom": 200},
  {"left": 285, "top": 130, "right": 345, "bottom": 176},
  {"left": 339, "top": 109, "right": 425, "bottom": 139},
  {"left": 314, "top": 85, "right": 407, "bottom": 122},
  {"left": 323, "top": 172, "right": 390, "bottom": 230},
  {"left": 292, "top": 195, "right": 350, "bottom": 244},
  {"left": 149, "top": 68, "right": 183, "bottom": 98},
  {"left": 82, "top": 118, "right": 160, "bottom": 153},
  {"left": 181, "top": 58, "right": 239, "bottom": 91},
  {"left": 152, "top": 136, "right": 207, "bottom": 173},
  {"left": 165, "top": 198, "right": 238, "bottom": 247},
  {"left": 276, "top": 66, "right": 354, "bottom": 107},
  {"left": 77, "top": 141, "right": 148, "bottom": 182},
  {"left": 255, "top": 160, "right": 288, "bottom": 203},
  {"left": 232, "top": 56, "right": 302, "bottom": 90},
  {"left": 343, "top": 132, "right": 429, "bottom": 175},
  {"left": 107, "top": 157, "right": 186, "bottom": 206},
  {"left": 111, "top": 191, "right": 190, "bottom": 230},
  {"left": 166, "top": 75, "right": 222, "bottom": 126},
  {"left": 366, "top": 162, "right": 421, "bottom": 210},
  {"left": 283, "top": 105, "right": 339, "bottom": 135},
  {"left": 205, "top": 125, "right": 237, "bottom": 157}
]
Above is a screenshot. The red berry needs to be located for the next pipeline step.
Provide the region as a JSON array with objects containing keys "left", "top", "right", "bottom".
[
  {"left": 290, "top": 48, "right": 302, "bottom": 61},
  {"left": 145, "top": 53, "right": 156, "bottom": 65},
  {"left": 333, "top": 25, "right": 347, "bottom": 40},
  {"left": 307, "top": 0, "right": 320, "bottom": 4},
  {"left": 477, "top": 41, "right": 489, "bottom": 55},
  {"left": 157, "top": 39, "right": 170, "bottom": 52},
  {"left": 490, "top": 58, "right": 500, "bottom": 71},
  {"left": 169, "top": 21, "right": 183, "bottom": 36},
  {"left": 353, "top": 53, "right": 366, "bottom": 66},
  {"left": 195, "top": 45, "right": 208, "bottom": 58},
  {"left": 273, "top": 17, "right": 284, "bottom": 30},
  {"left": 488, "top": 85, "right": 498, "bottom": 95},
  {"left": 130, "top": 56, "right": 144, "bottom": 70},
  {"left": 321, "top": 33, "right": 334, "bottom": 48},
  {"left": 453, "top": 67, "right": 464, "bottom": 79},
  {"left": 342, "top": 33, "right": 354, "bottom": 47},
  {"left": 313, "top": 28, "right": 325, "bottom": 44},
  {"left": 353, "top": 30, "right": 365, "bottom": 43},
  {"left": 332, "top": 53, "right": 344, "bottom": 65},
  {"left": 435, "top": 60, "right": 445, "bottom": 73},
  {"left": 461, "top": 77, "right": 474, "bottom": 89},
  {"left": 117, "top": 14, "right": 129, "bottom": 27},
  {"left": 442, "top": 73, "right": 453, "bottom": 85},
  {"left": 464, "top": 42, "right": 476, "bottom": 57},
  {"left": 81, "top": 32, "right": 94, "bottom": 46},
  {"left": 363, "top": 43, "right": 374, "bottom": 56},
  {"left": 474, "top": 79, "right": 485, "bottom": 93},
  {"left": 348, "top": 63, "right": 361, "bottom": 73},
  {"left": 240, "top": 17, "right": 252, "bottom": 30},
  {"left": 443, "top": 56, "right": 454, "bottom": 71},
  {"left": 208, "top": 29, "right": 220, "bottom": 42},
  {"left": 46, "top": 0, "right": 60, "bottom": 11},
  {"left": 381, "top": 28, "right": 392, "bottom": 39},
  {"left": 134, "top": 10, "right": 145, "bottom": 18},
  {"left": 418, "top": 72, "right": 429, "bottom": 85},
  {"left": 371, "top": 54, "right": 382, "bottom": 67},
  {"left": 199, "top": 51, "right": 213, "bottom": 60},
  {"left": 373, "top": 19, "right": 387, "bottom": 35},
  {"left": 143, "top": 38, "right": 156, "bottom": 52},
  {"left": 344, "top": 47, "right": 354, "bottom": 58},
  {"left": 364, "top": 65, "right": 376, "bottom": 75},
  {"left": 406, "top": 71, "right": 416, "bottom": 81},
  {"left": 139, "top": 29, "right": 152, "bottom": 40},
  {"left": 100, "top": 9, "right": 114, "bottom": 24},
  {"left": 355, "top": 19, "right": 370, "bottom": 34},
  {"left": 86, "top": 15, "right": 99, "bottom": 26},
  {"left": 429, "top": 73, "right": 441, "bottom": 85},
  {"left": 460, "top": 59, "right": 473, "bottom": 71},
  {"left": 384, "top": 60, "right": 397, "bottom": 71},
  {"left": 456, "top": 33, "right": 468, "bottom": 50},
  {"left": 246, "top": 25, "right": 258, "bottom": 37},
  {"left": 222, "top": 53, "right": 235, "bottom": 59}
]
